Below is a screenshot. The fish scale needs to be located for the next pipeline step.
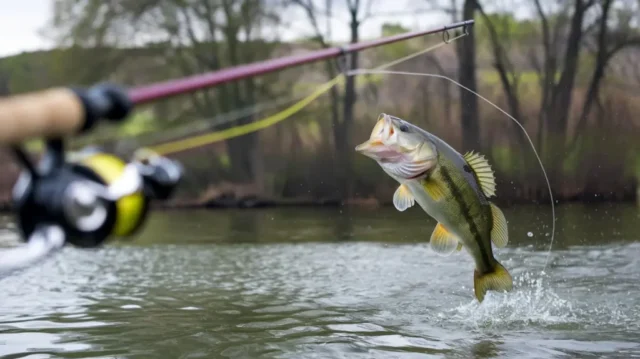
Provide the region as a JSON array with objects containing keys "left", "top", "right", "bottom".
[{"left": 418, "top": 154, "right": 494, "bottom": 273}]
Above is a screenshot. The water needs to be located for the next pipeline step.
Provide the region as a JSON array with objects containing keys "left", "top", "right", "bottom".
[{"left": 1, "top": 203, "right": 639, "bottom": 358}]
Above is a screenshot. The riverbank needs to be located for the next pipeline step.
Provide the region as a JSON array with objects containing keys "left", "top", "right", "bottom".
[
  {"left": 0, "top": 188, "right": 636, "bottom": 214},
  {"left": 152, "top": 192, "right": 639, "bottom": 210}
]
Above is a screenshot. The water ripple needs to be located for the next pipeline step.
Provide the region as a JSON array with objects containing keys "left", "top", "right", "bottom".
[{"left": 1, "top": 206, "right": 640, "bottom": 358}]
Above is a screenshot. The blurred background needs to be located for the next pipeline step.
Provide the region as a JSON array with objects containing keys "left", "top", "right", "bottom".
[
  {"left": 3, "top": 3, "right": 640, "bottom": 357},
  {"left": 0, "top": 0, "right": 638, "bottom": 209}
]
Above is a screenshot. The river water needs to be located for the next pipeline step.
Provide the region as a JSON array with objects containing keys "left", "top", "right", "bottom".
[{"left": 0, "top": 203, "right": 639, "bottom": 358}]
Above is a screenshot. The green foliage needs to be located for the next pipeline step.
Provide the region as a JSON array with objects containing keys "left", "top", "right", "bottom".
[
  {"left": 219, "top": 154, "right": 231, "bottom": 169},
  {"left": 480, "top": 69, "right": 543, "bottom": 87},
  {"left": 0, "top": 51, "right": 54, "bottom": 93},
  {"left": 381, "top": 23, "right": 410, "bottom": 36},
  {"left": 475, "top": 12, "right": 539, "bottom": 48},
  {"left": 378, "top": 23, "right": 415, "bottom": 60},
  {"left": 118, "top": 111, "right": 158, "bottom": 136},
  {"left": 0, "top": 2, "right": 639, "bottom": 204},
  {"left": 562, "top": 143, "right": 583, "bottom": 177},
  {"left": 627, "top": 151, "right": 640, "bottom": 179},
  {"left": 490, "top": 144, "right": 517, "bottom": 175}
]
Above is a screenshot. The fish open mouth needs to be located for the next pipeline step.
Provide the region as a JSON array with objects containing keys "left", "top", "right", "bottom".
[
  {"left": 355, "top": 113, "right": 397, "bottom": 157},
  {"left": 354, "top": 139, "right": 382, "bottom": 152},
  {"left": 356, "top": 114, "right": 437, "bottom": 178},
  {"left": 355, "top": 140, "right": 404, "bottom": 162},
  {"left": 355, "top": 141, "right": 436, "bottom": 179}
]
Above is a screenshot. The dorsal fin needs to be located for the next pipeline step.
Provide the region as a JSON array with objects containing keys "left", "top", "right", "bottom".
[{"left": 463, "top": 151, "right": 496, "bottom": 198}]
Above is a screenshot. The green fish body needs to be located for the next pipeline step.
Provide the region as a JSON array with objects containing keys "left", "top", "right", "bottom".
[{"left": 356, "top": 114, "right": 512, "bottom": 302}]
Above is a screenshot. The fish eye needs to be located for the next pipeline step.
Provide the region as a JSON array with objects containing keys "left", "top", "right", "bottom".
[{"left": 399, "top": 124, "right": 409, "bottom": 132}]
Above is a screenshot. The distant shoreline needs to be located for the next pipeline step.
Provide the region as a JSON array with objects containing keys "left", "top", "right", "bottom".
[
  {"left": 0, "top": 194, "right": 636, "bottom": 214},
  {"left": 155, "top": 195, "right": 639, "bottom": 210}
]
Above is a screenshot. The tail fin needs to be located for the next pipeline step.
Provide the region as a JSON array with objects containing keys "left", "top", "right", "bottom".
[{"left": 473, "top": 261, "right": 513, "bottom": 302}]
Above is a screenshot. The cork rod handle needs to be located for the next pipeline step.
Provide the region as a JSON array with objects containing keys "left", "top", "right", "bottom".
[{"left": 0, "top": 88, "right": 85, "bottom": 144}]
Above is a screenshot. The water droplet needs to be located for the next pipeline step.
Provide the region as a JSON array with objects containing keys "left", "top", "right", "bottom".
[{"left": 527, "top": 232, "right": 533, "bottom": 237}]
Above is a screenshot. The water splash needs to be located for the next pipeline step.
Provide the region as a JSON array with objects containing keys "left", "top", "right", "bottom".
[{"left": 440, "top": 272, "right": 578, "bottom": 330}]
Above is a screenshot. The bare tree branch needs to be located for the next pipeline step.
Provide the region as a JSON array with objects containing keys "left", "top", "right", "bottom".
[
  {"left": 573, "top": 0, "right": 640, "bottom": 147},
  {"left": 476, "top": 2, "right": 522, "bottom": 121},
  {"left": 361, "top": 0, "right": 376, "bottom": 21}
]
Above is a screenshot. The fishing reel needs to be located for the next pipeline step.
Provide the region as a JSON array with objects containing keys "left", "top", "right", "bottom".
[
  {"left": 11, "top": 141, "right": 182, "bottom": 248},
  {"left": 4, "top": 82, "right": 183, "bottom": 251},
  {"left": 0, "top": 82, "right": 184, "bottom": 275}
]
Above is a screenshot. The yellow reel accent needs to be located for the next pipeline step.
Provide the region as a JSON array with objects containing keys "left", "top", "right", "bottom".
[{"left": 79, "top": 153, "right": 146, "bottom": 237}]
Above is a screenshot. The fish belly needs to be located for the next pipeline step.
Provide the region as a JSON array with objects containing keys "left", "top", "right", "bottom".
[{"left": 405, "top": 180, "right": 463, "bottom": 235}]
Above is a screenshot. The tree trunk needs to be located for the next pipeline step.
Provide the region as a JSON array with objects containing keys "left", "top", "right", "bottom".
[
  {"left": 220, "top": 3, "right": 258, "bottom": 186},
  {"left": 574, "top": 0, "right": 613, "bottom": 146},
  {"left": 457, "top": 0, "right": 479, "bottom": 152},
  {"left": 546, "top": 0, "right": 590, "bottom": 180},
  {"left": 338, "top": 12, "right": 359, "bottom": 200}
]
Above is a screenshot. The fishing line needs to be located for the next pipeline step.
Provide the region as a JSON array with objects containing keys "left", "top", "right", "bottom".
[
  {"left": 146, "top": 32, "right": 469, "bottom": 156},
  {"left": 72, "top": 90, "right": 314, "bottom": 150},
  {"left": 131, "top": 91, "right": 315, "bottom": 146},
  {"left": 148, "top": 75, "right": 344, "bottom": 155},
  {"left": 348, "top": 68, "right": 556, "bottom": 273}
]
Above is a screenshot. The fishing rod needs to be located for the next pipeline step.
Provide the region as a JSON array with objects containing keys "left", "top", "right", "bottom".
[{"left": 0, "top": 19, "right": 473, "bottom": 275}]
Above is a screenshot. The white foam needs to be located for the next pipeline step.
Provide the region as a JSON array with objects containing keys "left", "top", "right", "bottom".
[{"left": 440, "top": 272, "right": 578, "bottom": 329}]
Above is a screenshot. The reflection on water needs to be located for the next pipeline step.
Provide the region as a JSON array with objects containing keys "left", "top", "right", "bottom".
[{"left": 0, "top": 203, "right": 639, "bottom": 358}]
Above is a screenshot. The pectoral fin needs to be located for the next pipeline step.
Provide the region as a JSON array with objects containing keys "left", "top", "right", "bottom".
[
  {"left": 430, "top": 223, "right": 459, "bottom": 256},
  {"left": 490, "top": 202, "right": 508, "bottom": 248},
  {"left": 456, "top": 242, "right": 463, "bottom": 251},
  {"left": 393, "top": 184, "right": 415, "bottom": 212}
]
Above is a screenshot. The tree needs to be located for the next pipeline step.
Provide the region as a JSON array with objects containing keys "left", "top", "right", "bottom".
[
  {"left": 426, "top": 0, "right": 480, "bottom": 150},
  {"left": 287, "top": 0, "right": 378, "bottom": 200},
  {"left": 458, "top": 0, "right": 480, "bottom": 151},
  {"left": 48, "top": 0, "right": 286, "bottom": 188},
  {"left": 575, "top": 0, "right": 640, "bottom": 142},
  {"left": 472, "top": 0, "right": 640, "bottom": 195}
]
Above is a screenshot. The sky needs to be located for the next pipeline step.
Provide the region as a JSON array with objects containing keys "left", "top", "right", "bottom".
[
  {"left": 0, "top": 0, "right": 453, "bottom": 57},
  {"left": 0, "top": 0, "right": 532, "bottom": 58},
  {"left": 0, "top": 0, "right": 53, "bottom": 57}
]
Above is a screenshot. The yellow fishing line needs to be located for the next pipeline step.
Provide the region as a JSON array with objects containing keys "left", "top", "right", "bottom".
[
  {"left": 149, "top": 75, "right": 345, "bottom": 155},
  {"left": 147, "top": 32, "right": 467, "bottom": 156}
]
